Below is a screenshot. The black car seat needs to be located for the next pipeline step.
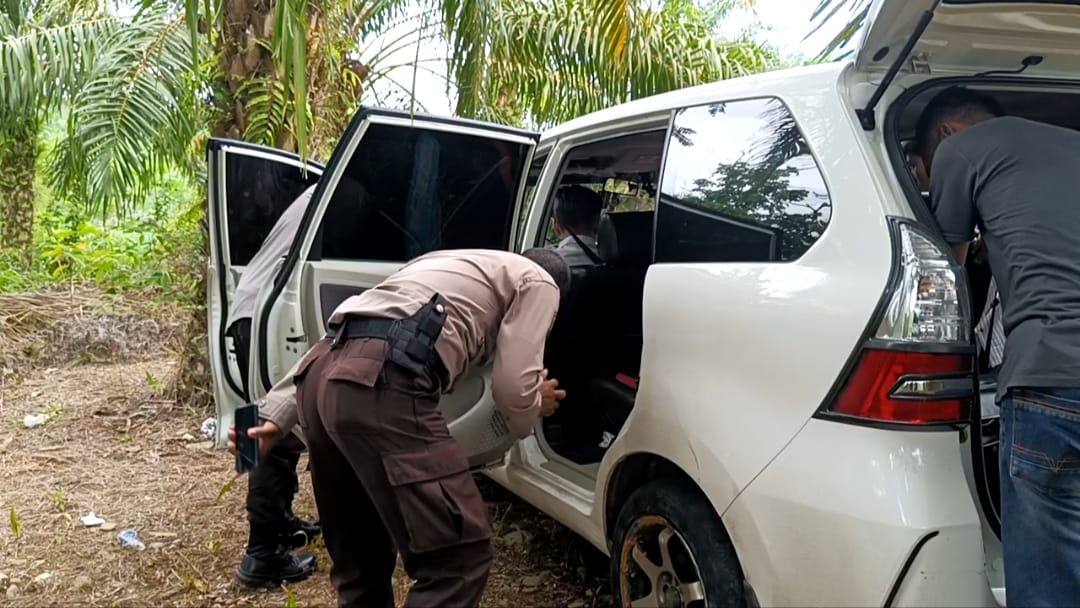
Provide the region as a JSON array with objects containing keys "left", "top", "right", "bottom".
[{"left": 591, "top": 376, "right": 637, "bottom": 437}]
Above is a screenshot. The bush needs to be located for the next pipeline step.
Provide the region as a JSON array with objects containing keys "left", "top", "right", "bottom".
[{"left": 0, "top": 169, "right": 204, "bottom": 304}]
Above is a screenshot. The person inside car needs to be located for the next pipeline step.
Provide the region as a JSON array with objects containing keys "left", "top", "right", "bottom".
[
  {"left": 915, "top": 84, "right": 1080, "bottom": 606},
  {"left": 548, "top": 185, "right": 604, "bottom": 267}
]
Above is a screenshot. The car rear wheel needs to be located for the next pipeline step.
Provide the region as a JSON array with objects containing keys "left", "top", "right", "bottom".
[{"left": 611, "top": 478, "right": 746, "bottom": 608}]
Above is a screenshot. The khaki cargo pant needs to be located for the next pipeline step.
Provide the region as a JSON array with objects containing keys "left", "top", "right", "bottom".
[{"left": 294, "top": 337, "right": 492, "bottom": 608}]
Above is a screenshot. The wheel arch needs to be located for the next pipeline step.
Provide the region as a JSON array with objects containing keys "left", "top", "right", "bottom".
[
  {"left": 604, "top": 454, "right": 760, "bottom": 608},
  {"left": 603, "top": 452, "right": 702, "bottom": 541}
]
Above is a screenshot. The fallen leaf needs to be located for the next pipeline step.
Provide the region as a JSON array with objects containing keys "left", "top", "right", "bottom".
[
  {"left": 9, "top": 507, "right": 22, "bottom": 539},
  {"left": 216, "top": 476, "right": 237, "bottom": 501}
]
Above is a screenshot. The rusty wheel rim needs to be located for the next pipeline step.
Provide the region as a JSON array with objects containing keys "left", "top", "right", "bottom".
[{"left": 618, "top": 514, "right": 707, "bottom": 608}]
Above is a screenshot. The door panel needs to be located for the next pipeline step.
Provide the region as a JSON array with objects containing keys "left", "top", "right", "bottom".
[
  {"left": 205, "top": 138, "right": 323, "bottom": 446},
  {"left": 318, "top": 283, "right": 368, "bottom": 328},
  {"left": 254, "top": 108, "right": 539, "bottom": 467}
]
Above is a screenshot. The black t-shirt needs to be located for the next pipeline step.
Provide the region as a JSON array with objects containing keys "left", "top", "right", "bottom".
[{"left": 930, "top": 116, "right": 1080, "bottom": 400}]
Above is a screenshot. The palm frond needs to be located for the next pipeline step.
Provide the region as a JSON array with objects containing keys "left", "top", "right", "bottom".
[
  {"left": 807, "top": 0, "right": 870, "bottom": 60},
  {"left": 271, "top": 0, "right": 309, "bottom": 159},
  {"left": 241, "top": 75, "right": 290, "bottom": 147},
  {"left": 441, "top": 0, "right": 503, "bottom": 119},
  {"left": 47, "top": 9, "right": 198, "bottom": 216},
  {"left": 478, "top": 0, "right": 779, "bottom": 128},
  {"left": 0, "top": 12, "right": 120, "bottom": 113}
]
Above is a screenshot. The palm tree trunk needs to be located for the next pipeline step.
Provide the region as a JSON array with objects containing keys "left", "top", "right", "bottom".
[
  {"left": 0, "top": 117, "right": 39, "bottom": 259},
  {"left": 212, "top": 0, "right": 369, "bottom": 158}
]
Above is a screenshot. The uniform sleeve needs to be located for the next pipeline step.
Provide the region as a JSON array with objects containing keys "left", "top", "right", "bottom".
[
  {"left": 491, "top": 279, "right": 560, "bottom": 438},
  {"left": 259, "top": 358, "right": 301, "bottom": 433},
  {"left": 929, "top": 141, "right": 978, "bottom": 244}
]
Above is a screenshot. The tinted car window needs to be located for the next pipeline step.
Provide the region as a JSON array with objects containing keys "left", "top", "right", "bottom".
[
  {"left": 225, "top": 153, "right": 319, "bottom": 266},
  {"left": 655, "top": 98, "right": 832, "bottom": 263},
  {"left": 315, "top": 124, "right": 529, "bottom": 261}
]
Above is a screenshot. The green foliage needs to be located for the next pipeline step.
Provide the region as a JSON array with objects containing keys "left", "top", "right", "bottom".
[
  {"left": 0, "top": 168, "right": 204, "bottom": 303},
  {"left": 0, "top": 0, "right": 120, "bottom": 117},
  {"left": 452, "top": 0, "right": 781, "bottom": 128},
  {"left": 46, "top": 5, "right": 202, "bottom": 216},
  {"left": 685, "top": 160, "right": 826, "bottom": 261}
]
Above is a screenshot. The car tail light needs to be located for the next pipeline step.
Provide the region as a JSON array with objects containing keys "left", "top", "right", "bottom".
[
  {"left": 819, "top": 220, "right": 974, "bottom": 427},
  {"left": 876, "top": 223, "right": 968, "bottom": 344}
]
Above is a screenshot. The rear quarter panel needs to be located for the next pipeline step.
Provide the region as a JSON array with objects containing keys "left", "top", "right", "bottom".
[{"left": 598, "top": 66, "right": 898, "bottom": 527}]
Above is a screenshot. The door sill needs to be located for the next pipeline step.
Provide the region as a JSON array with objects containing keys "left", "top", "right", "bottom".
[{"left": 521, "top": 435, "right": 598, "bottom": 490}]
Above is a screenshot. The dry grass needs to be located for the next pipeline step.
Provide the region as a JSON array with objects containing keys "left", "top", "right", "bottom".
[
  {"left": 0, "top": 286, "right": 188, "bottom": 371},
  {"left": 0, "top": 300, "right": 611, "bottom": 606}
]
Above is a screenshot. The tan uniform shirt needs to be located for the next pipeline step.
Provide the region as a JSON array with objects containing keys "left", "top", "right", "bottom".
[{"left": 260, "top": 249, "right": 560, "bottom": 439}]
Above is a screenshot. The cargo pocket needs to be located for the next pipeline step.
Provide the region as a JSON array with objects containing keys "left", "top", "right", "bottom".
[
  {"left": 382, "top": 440, "right": 492, "bottom": 554},
  {"left": 324, "top": 338, "right": 387, "bottom": 388},
  {"left": 1009, "top": 390, "right": 1080, "bottom": 498},
  {"left": 293, "top": 339, "right": 331, "bottom": 384}
]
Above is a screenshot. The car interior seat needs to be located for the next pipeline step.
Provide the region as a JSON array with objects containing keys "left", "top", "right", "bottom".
[{"left": 598, "top": 213, "right": 619, "bottom": 262}]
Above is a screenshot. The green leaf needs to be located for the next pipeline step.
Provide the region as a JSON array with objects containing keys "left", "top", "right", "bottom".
[
  {"left": 217, "top": 476, "right": 236, "bottom": 501},
  {"left": 10, "top": 506, "right": 22, "bottom": 539},
  {"left": 184, "top": 0, "right": 198, "bottom": 71},
  {"left": 283, "top": 584, "right": 297, "bottom": 608}
]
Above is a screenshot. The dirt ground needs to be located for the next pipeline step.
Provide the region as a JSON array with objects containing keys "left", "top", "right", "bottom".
[{"left": 0, "top": 358, "right": 612, "bottom": 607}]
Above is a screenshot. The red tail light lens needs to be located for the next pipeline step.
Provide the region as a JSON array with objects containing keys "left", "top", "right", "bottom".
[{"left": 828, "top": 349, "right": 973, "bottom": 425}]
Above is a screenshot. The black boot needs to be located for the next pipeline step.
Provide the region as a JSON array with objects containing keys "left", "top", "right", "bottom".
[
  {"left": 280, "top": 513, "right": 322, "bottom": 549},
  {"left": 235, "top": 545, "right": 317, "bottom": 588}
]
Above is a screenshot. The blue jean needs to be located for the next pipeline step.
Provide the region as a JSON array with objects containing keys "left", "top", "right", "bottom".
[{"left": 999, "top": 388, "right": 1080, "bottom": 607}]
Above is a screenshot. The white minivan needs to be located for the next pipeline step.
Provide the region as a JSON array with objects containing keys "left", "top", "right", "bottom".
[{"left": 206, "top": 0, "right": 1080, "bottom": 604}]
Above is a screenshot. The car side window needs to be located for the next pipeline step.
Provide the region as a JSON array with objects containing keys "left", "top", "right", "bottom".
[
  {"left": 655, "top": 98, "right": 832, "bottom": 263},
  {"left": 312, "top": 124, "right": 531, "bottom": 261},
  {"left": 535, "top": 128, "right": 667, "bottom": 248},
  {"left": 225, "top": 154, "right": 319, "bottom": 266}
]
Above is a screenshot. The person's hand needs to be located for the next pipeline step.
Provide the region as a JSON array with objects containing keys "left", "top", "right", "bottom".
[
  {"left": 227, "top": 419, "right": 282, "bottom": 458},
  {"left": 538, "top": 369, "right": 566, "bottom": 417}
]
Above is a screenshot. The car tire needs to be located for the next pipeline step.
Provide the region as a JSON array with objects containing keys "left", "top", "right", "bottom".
[{"left": 610, "top": 478, "right": 746, "bottom": 608}]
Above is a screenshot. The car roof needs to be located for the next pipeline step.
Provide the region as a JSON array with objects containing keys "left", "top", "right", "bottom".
[{"left": 541, "top": 61, "right": 849, "bottom": 141}]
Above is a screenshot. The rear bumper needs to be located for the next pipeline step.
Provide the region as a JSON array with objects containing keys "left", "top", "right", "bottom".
[{"left": 723, "top": 419, "right": 999, "bottom": 607}]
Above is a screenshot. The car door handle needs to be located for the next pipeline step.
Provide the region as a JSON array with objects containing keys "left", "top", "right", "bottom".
[{"left": 284, "top": 334, "right": 306, "bottom": 343}]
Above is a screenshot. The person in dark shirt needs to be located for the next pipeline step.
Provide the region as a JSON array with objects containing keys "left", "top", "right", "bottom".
[
  {"left": 547, "top": 186, "right": 604, "bottom": 267},
  {"left": 916, "top": 86, "right": 1080, "bottom": 607}
]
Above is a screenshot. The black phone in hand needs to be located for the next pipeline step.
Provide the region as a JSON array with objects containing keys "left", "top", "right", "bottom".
[{"left": 235, "top": 403, "right": 260, "bottom": 474}]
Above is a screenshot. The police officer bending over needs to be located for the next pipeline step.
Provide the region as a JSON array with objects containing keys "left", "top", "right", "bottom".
[{"left": 229, "top": 248, "right": 570, "bottom": 607}]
